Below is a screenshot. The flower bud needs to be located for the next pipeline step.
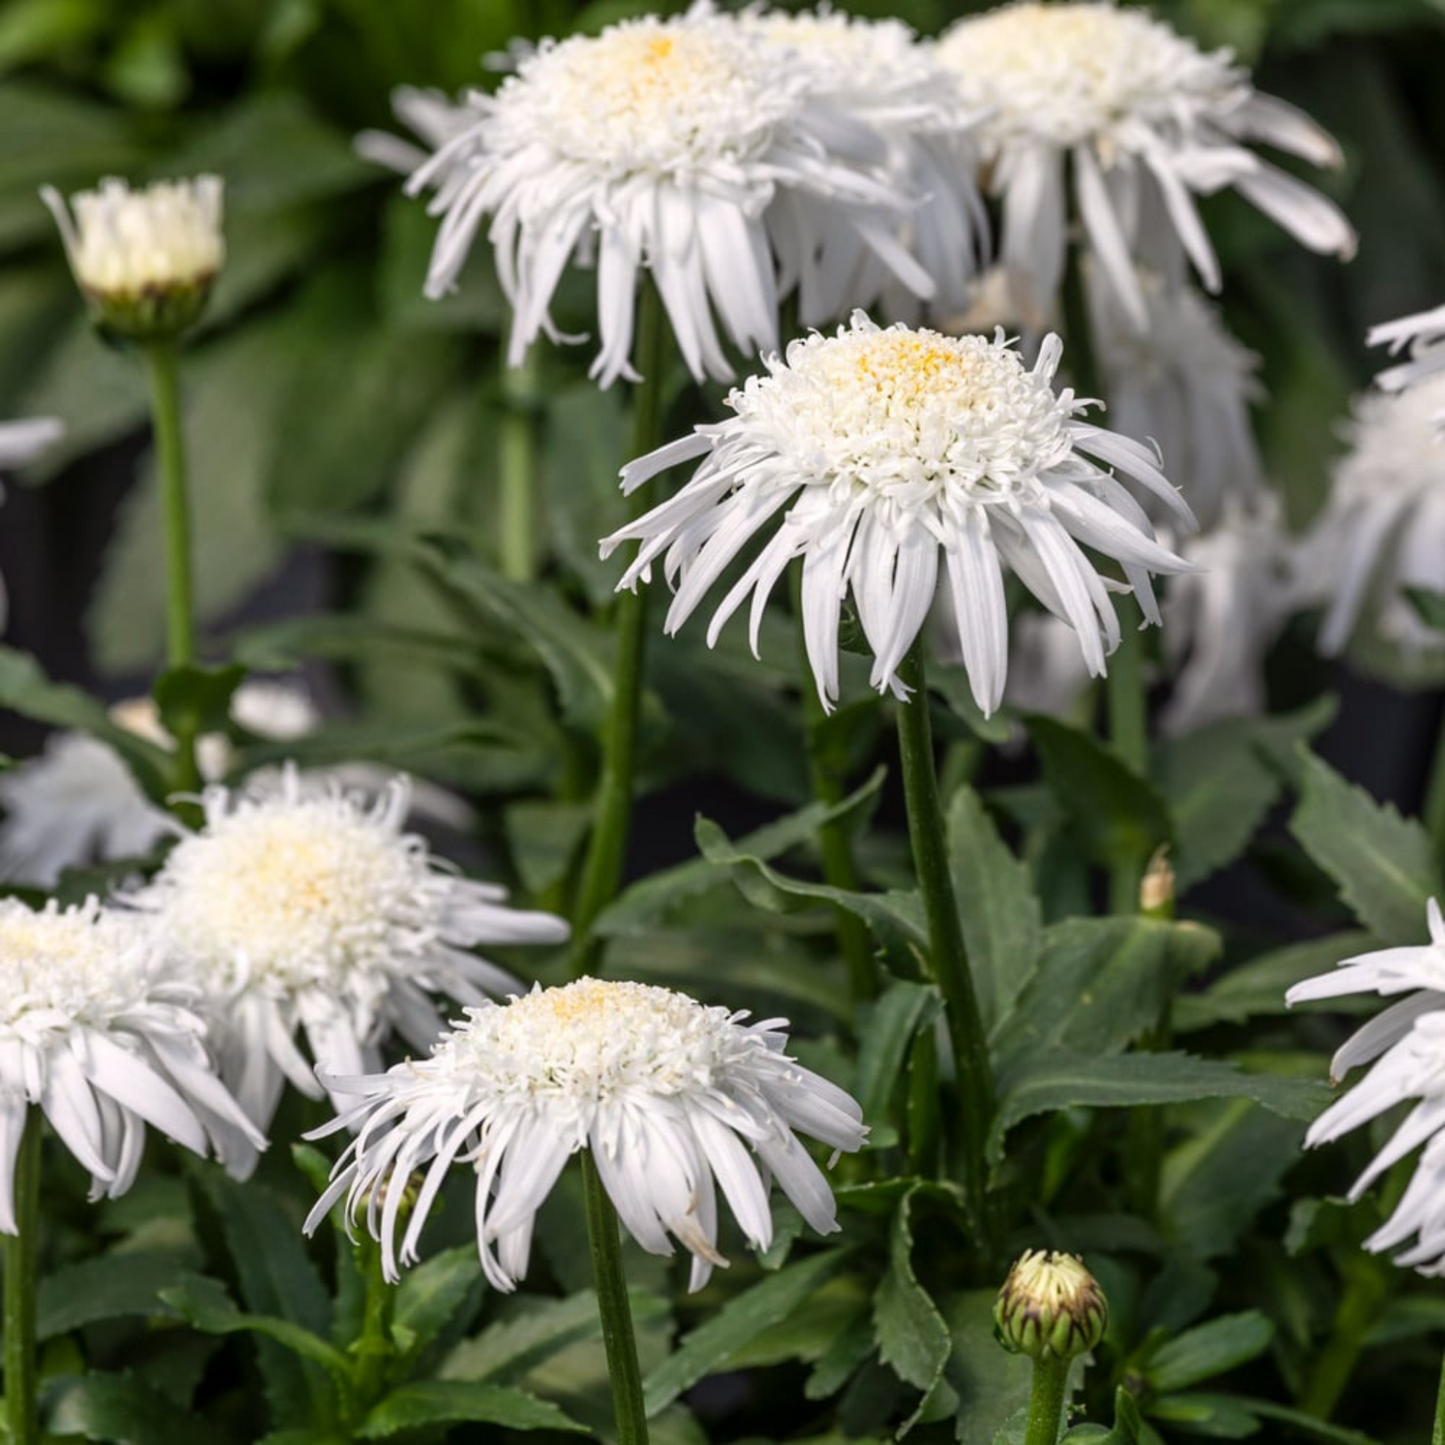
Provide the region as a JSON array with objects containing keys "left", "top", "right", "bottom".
[
  {"left": 1139, "top": 846, "right": 1176, "bottom": 919},
  {"left": 41, "top": 176, "right": 224, "bottom": 343},
  {"left": 994, "top": 1249, "right": 1108, "bottom": 1361}
]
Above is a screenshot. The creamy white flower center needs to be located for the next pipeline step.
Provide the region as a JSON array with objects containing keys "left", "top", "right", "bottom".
[
  {"left": 743, "top": 324, "right": 1072, "bottom": 512},
  {"left": 433, "top": 979, "right": 764, "bottom": 1100},
  {"left": 503, "top": 20, "right": 796, "bottom": 175},
  {"left": 938, "top": 2, "right": 1239, "bottom": 148},
  {"left": 157, "top": 802, "right": 430, "bottom": 995},
  {"left": 0, "top": 902, "right": 153, "bottom": 1029}
]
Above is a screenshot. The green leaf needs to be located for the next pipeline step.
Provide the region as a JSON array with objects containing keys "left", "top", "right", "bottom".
[
  {"left": 1152, "top": 699, "right": 1336, "bottom": 890},
  {"left": 874, "top": 1186, "right": 951, "bottom": 1422},
  {"left": 946, "top": 786, "right": 1041, "bottom": 1031},
  {"left": 1025, "top": 715, "right": 1172, "bottom": 870},
  {"left": 0, "top": 645, "right": 169, "bottom": 796},
  {"left": 942, "top": 1288, "right": 1034, "bottom": 1445},
  {"left": 505, "top": 799, "right": 593, "bottom": 896},
  {"left": 597, "top": 770, "right": 885, "bottom": 936},
  {"left": 1173, "top": 931, "right": 1375, "bottom": 1032},
  {"left": 1289, "top": 748, "right": 1437, "bottom": 944},
  {"left": 356, "top": 1381, "right": 586, "bottom": 1437},
  {"left": 153, "top": 663, "right": 245, "bottom": 745},
  {"left": 854, "top": 981, "right": 941, "bottom": 1132},
  {"left": 991, "top": 1050, "right": 1329, "bottom": 1161},
  {"left": 391, "top": 1247, "right": 482, "bottom": 1361},
  {"left": 1063, "top": 1388, "right": 1144, "bottom": 1443},
  {"left": 1141, "top": 1311, "right": 1275, "bottom": 1392},
  {"left": 158, "top": 1276, "right": 352, "bottom": 1384},
  {"left": 929, "top": 666, "right": 1014, "bottom": 745},
  {"left": 46, "top": 1372, "right": 203, "bottom": 1444},
  {"left": 1234, "top": 1398, "right": 1382, "bottom": 1444},
  {"left": 1146, "top": 1392, "right": 1259, "bottom": 1437},
  {"left": 991, "top": 917, "right": 1220, "bottom": 1072},
  {"left": 643, "top": 1249, "right": 856, "bottom": 1417},
  {"left": 37, "top": 1251, "right": 200, "bottom": 1340},
  {"left": 231, "top": 613, "right": 482, "bottom": 674}
]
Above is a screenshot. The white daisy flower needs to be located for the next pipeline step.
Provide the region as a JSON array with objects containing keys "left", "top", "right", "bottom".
[
  {"left": 1086, "top": 266, "right": 1264, "bottom": 531},
  {"left": 125, "top": 767, "right": 567, "bottom": 1131},
  {"left": 1303, "top": 372, "right": 1445, "bottom": 658},
  {"left": 355, "top": 86, "right": 473, "bottom": 177},
  {"left": 304, "top": 977, "right": 867, "bottom": 1291},
  {"left": 1287, "top": 900, "right": 1445, "bottom": 1274},
  {"left": 1159, "top": 495, "right": 1295, "bottom": 735},
  {"left": 41, "top": 176, "right": 224, "bottom": 340},
  {"left": 744, "top": 7, "right": 987, "bottom": 325},
  {"left": 0, "top": 896, "right": 265, "bottom": 1222},
  {"left": 600, "top": 311, "right": 1195, "bottom": 717},
  {"left": 405, "top": 6, "right": 933, "bottom": 385},
  {"left": 1370, "top": 303, "right": 1445, "bottom": 418},
  {"left": 935, "top": 2, "right": 1355, "bottom": 332}
]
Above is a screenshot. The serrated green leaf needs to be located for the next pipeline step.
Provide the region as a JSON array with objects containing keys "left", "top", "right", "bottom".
[
  {"left": 46, "top": 1372, "right": 202, "bottom": 1444},
  {"left": 1289, "top": 748, "right": 1436, "bottom": 944},
  {"left": 946, "top": 785, "right": 1041, "bottom": 1031},
  {"left": 1141, "top": 1310, "right": 1274, "bottom": 1392},
  {"left": 991, "top": 1051, "right": 1329, "bottom": 1161},
  {"left": 37, "top": 1252, "right": 200, "bottom": 1340},
  {"left": 391, "top": 1247, "right": 482, "bottom": 1361},
  {"left": 642, "top": 1249, "right": 855, "bottom": 1417},
  {"left": 355, "top": 1380, "right": 585, "bottom": 1437},
  {"left": 874, "top": 1187, "right": 951, "bottom": 1413}
]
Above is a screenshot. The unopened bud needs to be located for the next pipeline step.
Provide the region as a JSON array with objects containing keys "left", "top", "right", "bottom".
[
  {"left": 41, "top": 176, "right": 224, "bottom": 343},
  {"left": 1139, "top": 847, "right": 1175, "bottom": 919},
  {"left": 994, "top": 1249, "right": 1107, "bottom": 1361}
]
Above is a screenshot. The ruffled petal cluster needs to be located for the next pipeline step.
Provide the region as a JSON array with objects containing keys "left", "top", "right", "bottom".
[
  {"left": 124, "top": 767, "right": 567, "bottom": 1130},
  {"left": 602, "top": 311, "right": 1194, "bottom": 715},
  {"left": 305, "top": 978, "right": 867, "bottom": 1291},
  {"left": 1370, "top": 303, "right": 1445, "bottom": 418},
  {"left": 1288, "top": 901, "right": 1445, "bottom": 1273},
  {"left": 935, "top": 1, "right": 1355, "bottom": 332},
  {"left": 0, "top": 897, "right": 263, "bottom": 1222}
]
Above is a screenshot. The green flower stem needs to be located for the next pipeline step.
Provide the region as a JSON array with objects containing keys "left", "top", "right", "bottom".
[
  {"left": 581, "top": 1151, "right": 649, "bottom": 1445},
  {"left": 1024, "top": 1353, "right": 1070, "bottom": 1445},
  {"left": 569, "top": 283, "right": 666, "bottom": 976},
  {"left": 1299, "top": 1252, "right": 1388, "bottom": 1419},
  {"left": 1106, "top": 601, "right": 1148, "bottom": 915},
  {"left": 351, "top": 1237, "right": 395, "bottom": 1410},
  {"left": 1433, "top": 1347, "right": 1445, "bottom": 1445},
  {"left": 4, "top": 1109, "right": 42, "bottom": 1445},
  {"left": 895, "top": 644, "right": 996, "bottom": 1249},
  {"left": 792, "top": 578, "right": 877, "bottom": 1011},
  {"left": 499, "top": 346, "right": 543, "bottom": 583},
  {"left": 142, "top": 340, "right": 201, "bottom": 800}
]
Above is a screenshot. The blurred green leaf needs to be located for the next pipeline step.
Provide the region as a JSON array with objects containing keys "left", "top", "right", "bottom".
[
  {"left": 391, "top": 1246, "right": 482, "bottom": 1364},
  {"left": 46, "top": 1372, "right": 202, "bottom": 1443},
  {"left": 154, "top": 662, "right": 245, "bottom": 743},
  {"left": 37, "top": 1252, "right": 202, "bottom": 1340},
  {"left": 356, "top": 1380, "right": 585, "bottom": 1436},
  {"left": 1142, "top": 1311, "right": 1275, "bottom": 1393},
  {"left": 854, "top": 981, "right": 940, "bottom": 1131}
]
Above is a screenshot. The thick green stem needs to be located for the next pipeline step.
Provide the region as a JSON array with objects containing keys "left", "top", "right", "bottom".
[
  {"left": 895, "top": 644, "right": 996, "bottom": 1251},
  {"left": 350, "top": 1237, "right": 395, "bottom": 1409},
  {"left": 499, "top": 346, "right": 543, "bottom": 582},
  {"left": 1433, "top": 1347, "right": 1445, "bottom": 1445},
  {"left": 4, "top": 1109, "right": 42, "bottom": 1445},
  {"left": 1023, "top": 1354, "right": 1070, "bottom": 1445},
  {"left": 142, "top": 340, "right": 201, "bottom": 800},
  {"left": 1106, "top": 603, "right": 1148, "bottom": 915},
  {"left": 793, "top": 578, "right": 877, "bottom": 1010},
  {"left": 570, "top": 284, "right": 666, "bottom": 976},
  {"left": 1425, "top": 708, "right": 1445, "bottom": 863},
  {"left": 581, "top": 1152, "right": 649, "bottom": 1445}
]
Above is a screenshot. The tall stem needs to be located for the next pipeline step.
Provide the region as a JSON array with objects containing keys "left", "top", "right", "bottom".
[
  {"left": 895, "top": 644, "right": 996, "bottom": 1251},
  {"left": 499, "top": 346, "right": 543, "bottom": 583},
  {"left": 1433, "top": 1346, "right": 1445, "bottom": 1445},
  {"left": 142, "top": 340, "right": 201, "bottom": 800},
  {"left": 581, "top": 1151, "right": 649, "bottom": 1445},
  {"left": 570, "top": 283, "right": 666, "bottom": 976},
  {"left": 1299, "top": 1252, "right": 1387, "bottom": 1419},
  {"left": 1023, "top": 1355, "right": 1070, "bottom": 1445},
  {"left": 793, "top": 578, "right": 877, "bottom": 1011},
  {"left": 1106, "top": 600, "right": 1148, "bottom": 915},
  {"left": 4, "top": 1109, "right": 42, "bottom": 1445},
  {"left": 1424, "top": 703, "right": 1445, "bottom": 862}
]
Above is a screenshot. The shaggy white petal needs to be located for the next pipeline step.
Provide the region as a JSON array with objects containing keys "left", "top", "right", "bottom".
[{"left": 304, "top": 978, "right": 866, "bottom": 1289}]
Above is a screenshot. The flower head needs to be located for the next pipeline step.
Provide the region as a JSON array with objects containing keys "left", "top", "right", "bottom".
[
  {"left": 1287, "top": 900, "right": 1445, "bottom": 1274},
  {"left": 935, "top": 2, "right": 1355, "bottom": 331},
  {"left": 601, "top": 311, "right": 1194, "bottom": 716},
  {"left": 1302, "top": 372, "right": 1445, "bottom": 659},
  {"left": 1370, "top": 303, "right": 1445, "bottom": 418},
  {"left": 41, "top": 176, "right": 224, "bottom": 341},
  {"left": 124, "top": 767, "right": 567, "bottom": 1130},
  {"left": 994, "top": 1249, "right": 1108, "bottom": 1359},
  {"left": 404, "top": 7, "right": 934, "bottom": 384},
  {"left": 0, "top": 897, "right": 264, "bottom": 1221},
  {"left": 304, "top": 977, "right": 867, "bottom": 1290}
]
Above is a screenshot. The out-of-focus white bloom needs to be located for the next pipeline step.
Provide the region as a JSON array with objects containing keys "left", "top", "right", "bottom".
[
  {"left": 1001, "top": 611, "right": 1094, "bottom": 720},
  {"left": 1370, "top": 303, "right": 1445, "bottom": 421},
  {"left": 1159, "top": 496, "right": 1295, "bottom": 735},
  {"left": 125, "top": 767, "right": 567, "bottom": 1131},
  {"left": 304, "top": 977, "right": 867, "bottom": 1290},
  {"left": 41, "top": 176, "right": 224, "bottom": 339},
  {"left": 744, "top": 7, "right": 987, "bottom": 323},
  {"left": 0, "top": 897, "right": 265, "bottom": 1221},
  {"left": 405, "top": 8, "right": 933, "bottom": 385},
  {"left": 0, "top": 418, "right": 63, "bottom": 470},
  {"left": 1287, "top": 899, "right": 1445, "bottom": 1274},
  {"left": 1304, "top": 372, "right": 1445, "bottom": 658},
  {"left": 1087, "top": 266, "right": 1264, "bottom": 530},
  {"left": 935, "top": 2, "right": 1355, "bottom": 331},
  {"left": 601, "top": 312, "right": 1194, "bottom": 717}
]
